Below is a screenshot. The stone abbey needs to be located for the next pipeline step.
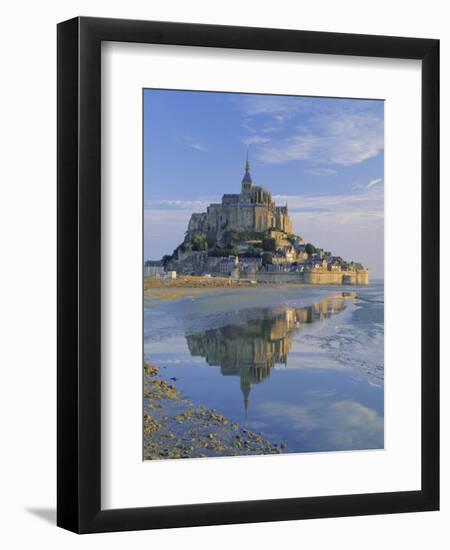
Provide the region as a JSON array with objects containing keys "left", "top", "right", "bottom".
[
  {"left": 162, "top": 153, "right": 369, "bottom": 285},
  {"left": 187, "top": 153, "right": 292, "bottom": 241}
]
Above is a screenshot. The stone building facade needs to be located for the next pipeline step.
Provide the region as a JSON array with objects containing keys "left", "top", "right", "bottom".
[{"left": 187, "top": 154, "right": 292, "bottom": 241}]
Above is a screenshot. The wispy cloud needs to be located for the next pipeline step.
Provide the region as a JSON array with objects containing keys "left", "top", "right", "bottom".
[
  {"left": 256, "top": 400, "right": 383, "bottom": 451},
  {"left": 239, "top": 97, "right": 298, "bottom": 134},
  {"left": 241, "top": 117, "right": 284, "bottom": 135},
  {"left": 241, "top": 96, "right": 298, "bottom": 118},
  {"left": 367, "top": 177, "right": 383, "bottom": 189},
  {"left": 145, "top": 198, "right": 219, "bottom": 210},
  {"left": 188, "top": 142, "right": 207, "bottom": 152},
  {"left": 261, "top": 126, "right": 281, "bottom": 133},
  {"left": 257, "top": 112, "right": 384, "bottom": 166},
  {"left": 274, "top": 184, "right": 383, "bottom": 226},
  {"left": 305, "top": 168, "right": 338, "bottom": 177},
  {"left": 352, "top": 177, "right": 384, "bottom": 191},
  {"left": 242, "top": 135, "right": 271, "bottom": 146},
  {"left": 238, "top": 96, "right": 383, "bottom": 168}
]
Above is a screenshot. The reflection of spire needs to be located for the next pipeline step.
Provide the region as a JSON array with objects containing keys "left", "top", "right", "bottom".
[
  {"left": 186, "top": 295, "right": 356, "bottom": 415},
  {"left": 240, "top": 376, "right": 251, "bottom": 421}
]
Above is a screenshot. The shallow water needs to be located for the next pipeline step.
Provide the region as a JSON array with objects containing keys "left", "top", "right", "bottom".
[{"left": 144, "top": 282, "right": 384, "bottom": 454}]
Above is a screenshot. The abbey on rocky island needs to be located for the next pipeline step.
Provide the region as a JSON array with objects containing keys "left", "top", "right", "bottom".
[{"left": 159, "top": 154, "right": 369, "bottom": 285}]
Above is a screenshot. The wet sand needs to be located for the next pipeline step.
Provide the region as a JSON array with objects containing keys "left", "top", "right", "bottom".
[{"left": 144, "top": 276, "right": 304, "bottom": 307}]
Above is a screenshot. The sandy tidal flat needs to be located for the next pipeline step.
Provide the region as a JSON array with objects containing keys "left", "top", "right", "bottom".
[{"left": 144, "top": 276, "right": 303, "bottom": 306}]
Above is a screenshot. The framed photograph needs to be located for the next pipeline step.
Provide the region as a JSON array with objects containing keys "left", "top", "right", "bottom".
[{"left": 57, "top": 17, "right": 439, "bottom": 533}]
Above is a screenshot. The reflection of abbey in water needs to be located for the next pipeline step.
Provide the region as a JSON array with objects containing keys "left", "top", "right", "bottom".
[{"left": 186, "top": 294, "right": 354, "bottom": 414}]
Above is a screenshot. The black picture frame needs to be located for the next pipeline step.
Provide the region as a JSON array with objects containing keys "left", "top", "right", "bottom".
[{"left": 57, "top": 16, "right": 439, "bottom": 533}]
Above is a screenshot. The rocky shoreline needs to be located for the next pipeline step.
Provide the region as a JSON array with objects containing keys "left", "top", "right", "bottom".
[{"left": 143, "top": 362, "right": 284, "bottom": 460}]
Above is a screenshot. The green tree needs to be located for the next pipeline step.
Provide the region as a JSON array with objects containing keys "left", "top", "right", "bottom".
[
  {"left": 222, "top": 230, "right": 240, "bottom": 248},
  {"left": 191, "top": 233, "right": 208, "bottom": 251},
  {"left": 305, "top": 243, "right": 317, "bottom": 256},
  {"left": 239, "top": 230, "right": 265, "bottom": 241},
  {"left": 262, "top": 237, "right": 277, "bottom": 252},
  {"left": 162, "top": 254, "right": 172, "bottom": 267},
  {"left": 243, "top": 245, "right": 262, "bottom": 258},
  {"left": 262, "top": 252, "right": 273, "bottom": 266}
]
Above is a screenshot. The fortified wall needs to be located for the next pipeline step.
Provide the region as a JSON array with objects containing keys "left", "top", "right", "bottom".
[
  {"left": 303, "top": 269, "right": 369, "bottom": 285},
  {"left": 254, "top": 269, "right": 369, "bottom": 285}
]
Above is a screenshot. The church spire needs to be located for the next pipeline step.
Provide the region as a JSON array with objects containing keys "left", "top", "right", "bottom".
[{"left": 241, "top": 149, "right": 254, "bottom": 192}]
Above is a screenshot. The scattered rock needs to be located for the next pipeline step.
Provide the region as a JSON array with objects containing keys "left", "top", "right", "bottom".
[{"left": 143, "top": 361, "right": 284, "bottom": 460}]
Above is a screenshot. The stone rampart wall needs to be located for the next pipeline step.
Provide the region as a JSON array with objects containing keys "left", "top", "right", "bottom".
[{"left": 253, "top": 270, "right": 369, "bottom": 285}]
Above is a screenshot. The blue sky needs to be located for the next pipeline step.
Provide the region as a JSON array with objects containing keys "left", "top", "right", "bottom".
[{"left": 144, "top": 90, "right": 384, "bottom": 278}]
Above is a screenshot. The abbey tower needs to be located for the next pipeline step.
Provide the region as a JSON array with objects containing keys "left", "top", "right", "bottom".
[{"left": 187, "top": 153, "right": 292, "bottom": 241}]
